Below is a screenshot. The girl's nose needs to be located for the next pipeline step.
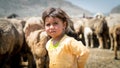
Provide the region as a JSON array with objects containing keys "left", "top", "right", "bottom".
[{"left": 50, "top": 25, "right": 54, "bottom": 29}]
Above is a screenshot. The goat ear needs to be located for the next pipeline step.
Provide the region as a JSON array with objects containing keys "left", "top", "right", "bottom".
[
  {"left": 21, "top": 20, "right": 26, "bottom": 28},
  {"left": 0, "top": 29, "right": 3, "bottom": 37}
]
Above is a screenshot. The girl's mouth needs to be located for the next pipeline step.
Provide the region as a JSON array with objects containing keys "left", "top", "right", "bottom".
[{"left": 50, "top": 30, "right": 56, "bottom": 34}]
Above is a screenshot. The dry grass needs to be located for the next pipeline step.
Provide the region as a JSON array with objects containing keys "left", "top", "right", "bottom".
[{"left": 85, "top": 48, "right": 120, "bottom": 68}]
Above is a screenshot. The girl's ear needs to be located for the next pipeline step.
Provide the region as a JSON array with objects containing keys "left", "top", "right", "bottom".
[{"left": 63, "top": 22, "right": 67, "bottom": 29}]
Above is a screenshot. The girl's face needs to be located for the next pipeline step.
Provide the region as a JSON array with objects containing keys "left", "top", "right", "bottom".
[{"left": 45, "top": 17, "right": 66, "bottom": 39}]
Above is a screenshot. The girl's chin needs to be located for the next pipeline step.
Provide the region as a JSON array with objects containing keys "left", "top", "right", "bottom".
[
  {"left": 50, "top": 32, "right": 56, "bottom": 34},
  {"left": 49, "top": 33, "right": 55, "bottom": 36}
]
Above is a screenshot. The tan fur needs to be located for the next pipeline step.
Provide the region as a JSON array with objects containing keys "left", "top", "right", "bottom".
[
  {"left": 0, "top": 18, "right": 16, "bottom": 54},
  {"left": 26, "top": 30, "right": 49, "bottom": 68},
  {"left": 84, "top": 16, "right": 109, "bottom": 49},
  {"left": 23, "top": 17, "right": 44, "bottom": 38},
  {"left": 24, "top": 17, "right": 50, "bottom": 68},
  {"left": 71, "top": 18, "right": 85, "bottom": 41},
  {"left": 106, "top": 15, "right": 120, "bottom": 59},
  {"left": 0, "top": 18, "right": 24, "bottom": 67}
]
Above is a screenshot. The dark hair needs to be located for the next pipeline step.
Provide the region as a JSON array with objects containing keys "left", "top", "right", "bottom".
[{"left": 42, "top": 7, "right": 70, "bottom": 28}]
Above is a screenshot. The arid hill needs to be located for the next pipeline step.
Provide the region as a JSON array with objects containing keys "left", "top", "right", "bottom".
[
  {"left": 111, "top": 5, "right": 120, "bottom": 14},
  {"left": 0, "top": 0, "right": 92, "bottom": 17}
]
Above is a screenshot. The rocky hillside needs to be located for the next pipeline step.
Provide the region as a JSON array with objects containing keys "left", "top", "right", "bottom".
[
  {"left": 111, "top": 5, "right": 120, "bottom": 14},
  {"left": 0, "top": 0, "right": 92, "bottom": 17}
]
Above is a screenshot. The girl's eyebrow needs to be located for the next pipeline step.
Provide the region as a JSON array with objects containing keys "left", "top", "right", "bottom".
[{"left": 53, "top": 22, "right": 58, "bottom": 24}]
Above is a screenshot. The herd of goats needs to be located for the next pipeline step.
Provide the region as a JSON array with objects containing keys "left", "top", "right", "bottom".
[{"left": 0, "top": 13, "right": 120, "bottom": 68}]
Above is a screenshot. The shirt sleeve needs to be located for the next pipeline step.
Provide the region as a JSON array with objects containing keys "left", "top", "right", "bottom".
[{"left": 69, "top": 38, "right": 90, "bottom": 68}]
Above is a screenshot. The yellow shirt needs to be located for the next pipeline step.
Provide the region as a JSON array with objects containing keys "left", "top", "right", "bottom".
[{"left": 46, "top": 35, "right": 89, "bottom": 68}]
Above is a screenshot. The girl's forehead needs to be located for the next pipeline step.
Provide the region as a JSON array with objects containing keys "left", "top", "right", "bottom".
[{"left": 45, "top": 17, "right": 61, "bottom": 22}]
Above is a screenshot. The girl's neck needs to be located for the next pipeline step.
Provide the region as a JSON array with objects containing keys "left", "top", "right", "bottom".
[{"left": 52, "top": 33, "right": 65, "bottom": 45}]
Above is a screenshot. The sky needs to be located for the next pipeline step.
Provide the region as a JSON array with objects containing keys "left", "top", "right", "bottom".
[{"left": 67, "top": 0, "right": 120, "bottom": 13}]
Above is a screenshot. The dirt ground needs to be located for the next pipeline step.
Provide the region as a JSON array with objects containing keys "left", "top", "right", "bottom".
[
  {"left": 21, "top": 48, "right": 120, "bottom": 68},
  {"left": 85, "top": 48, "right": 120, "bottom": 68}
]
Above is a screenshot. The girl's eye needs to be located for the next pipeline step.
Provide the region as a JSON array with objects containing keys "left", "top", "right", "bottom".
[
  {"left": 53, "top": 22, "right": 58, "bottom": 25},
  {"left": 45, "top": 23, "right": 50, "bottom": 26}
]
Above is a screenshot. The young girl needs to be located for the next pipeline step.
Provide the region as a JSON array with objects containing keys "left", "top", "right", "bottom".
[{"left": 42, "top": 7, "right": 89, "bottom": 68}]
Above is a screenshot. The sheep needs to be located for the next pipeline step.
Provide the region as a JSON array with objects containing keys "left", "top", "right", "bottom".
[
  {"left": 106, "top": 15, "right": 120, "bottom": 59},
  {"left": 0, "top": 18, "right": 24, "bottom": 68},
  {"left": 23, "top": 17, "right": 50, "bottom": 68},
  {"left": 26, "top": 29, "right": 50, "bottom": 68},
  {"left": 83, "top": 15, "right": 109, "bottom": 49},
  {"left": 72, "top": 17, "right": 94, "bottom": 47},
  {"left": 72, "top": 17, "right": 85, "bottom": 44},
  {"left": 84, "top": 27, "right": 93, "bottom": 48}
]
